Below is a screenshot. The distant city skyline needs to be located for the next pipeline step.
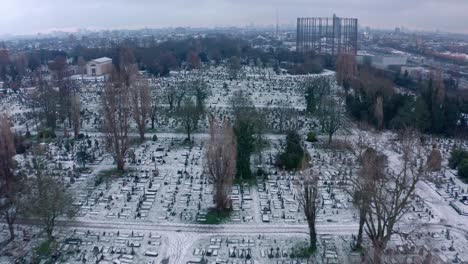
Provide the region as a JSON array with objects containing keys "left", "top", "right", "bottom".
[{"left": 1, "top": 0, "right": 468, "bottom": 36}]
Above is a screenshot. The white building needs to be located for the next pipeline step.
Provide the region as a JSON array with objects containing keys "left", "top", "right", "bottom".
[
  {"left": 86, "top": 57, "right": 113, "bottom": 76},
  {"left": 357, "top": 52, "right": 407, "bottom": 69},
  {"left": 400, "top": 66, "right": 431, "bottom": 80}
]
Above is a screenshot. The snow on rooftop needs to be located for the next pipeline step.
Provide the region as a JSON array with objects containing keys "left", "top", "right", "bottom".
[{"left": 91, "top": 57, "right": 112, "bottom": 64}]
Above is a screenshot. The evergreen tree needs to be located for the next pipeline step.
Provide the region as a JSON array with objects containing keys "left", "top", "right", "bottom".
[{"left": 414, "top": 98, "right": 431, "bottom": 132}]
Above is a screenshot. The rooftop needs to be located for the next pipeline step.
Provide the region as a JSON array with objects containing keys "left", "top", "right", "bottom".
[{"left": 91, "top": 57, "right": 112, "bottom": 64}]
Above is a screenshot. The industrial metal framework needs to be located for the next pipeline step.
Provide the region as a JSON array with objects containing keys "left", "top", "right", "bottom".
[{"left": 297, "top": 15, "right": 358, "bottom": 55}]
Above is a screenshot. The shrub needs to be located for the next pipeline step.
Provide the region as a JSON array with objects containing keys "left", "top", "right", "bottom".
[
  {"left": 449, "top": 148, "right": 468, "bottom": 169},
  {"left": 277, "top": 131, "right": 305, "bottom": 170},
  {"left": 290, "top": 241, "right": 314, "bottom": 258},
  {"left": 256, "top": 168, "right": 268, "bottom": 177},
  {"left": 38, "top": 128, "right": 56, "bottom": 139},
  {"left": 306, "top": 132, "right": 318, "bottom": 142},
  {"left": 458, "top": 159, "right": 468, "bottom": 181},
  {"left": 152, "top": 135, "right": 158, "bottom": 141},
  {"left": 35, "top": 240, "right": 53, "bottom": 257},
  {"left": 199, "top": 208, "right": 230, "bottom": 224}
]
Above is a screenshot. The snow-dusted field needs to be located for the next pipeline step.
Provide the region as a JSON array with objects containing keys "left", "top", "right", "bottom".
[{"left": 2, "top": 66, "right": 468, "bottom": 263}]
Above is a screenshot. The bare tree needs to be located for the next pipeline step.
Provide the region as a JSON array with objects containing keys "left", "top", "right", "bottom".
[
  {"left": 336, "top": 53, "right": 357, "bottom": 91},
  {"left": 176, "top": 97, "right": 201, "bottom": 141},
  {"left": 32, "top": 79, "right": 59, "bottom": 131},
  {"left": 374, "top": 95, "right": 384, "bottom": 129},
  {"left": 131, "top": 77, "right": 151, "bottom": 141},
  {"left": 70, "top": 94, "right": 80, "bottom": 137},
  {"left": 0, "top": 114, "right": 18, "bottom": 241},
  {"left": 351, "top": 147, "right": 387, "bottom": 250},
  {"left": 276, "top": 99, "right": 294, "bottom": 133},
  {"left": 317, "top": 94, "right": 345, "bottom": 144},
  {"left": 187, "top": 51, "right": 201, "bottom": 70},
  {"left": 102, "top": 72, "right": 131, "bottom": 172},
  {"left": 50, "top": 57, "right": 75, "bottom": 129},
  {"left": 206, "top": 117, "right": 237, "bottom": 211},
  {"left": 166, "top": 85, "right": 176, "bottom": 111},
  {"left": 228, "top": 56, "right": 242, "bottom": 80},
  {"left": 24, "top": 171, "right": 75, "bottom": 242},
  {"left": 364, "top": 130, "right": 425, "bottom": 263},
  {"left": 175, "top": 81, "right": 188, "bottom": 111},
  {"left": 297, "top": 167, "right": 321, "bottom": 251},
  {"left": 77, "top": 56, "right": 86, "bottom": 79},
  {"left": 150, "top": 91, "right": 158, "bottom": 130},
  {"left": 190, "top": 79, "right": 209, "bottom": 115},
  {"left": 119, "top": 45, "right": 138, "bottom": 87}
]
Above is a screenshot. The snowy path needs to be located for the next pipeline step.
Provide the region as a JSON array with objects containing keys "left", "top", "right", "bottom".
[{"left": 15, "top": 219, "right": 359, "bottom": 264}]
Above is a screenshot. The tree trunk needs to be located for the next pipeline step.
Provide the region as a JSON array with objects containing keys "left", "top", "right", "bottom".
[
  {"left": 215, "top": 185, "right": 228, "bottom": 211},
  {"left": 46, "top": 222, "right": 54, "bottom": 242},
  {"left": 6, "top": 213, "right": 15, "bottom": 241},
  {"left": 139, "top": 128, "right": 145, "bottom": 141},
  {"left": 151, "top": 116, "right": 155, "bottom": 129},
  {"left": 74, "top": 124, "right": 79, "bottom": 138},
  {"left": 328, "top": 132, "right": 333, "bottom": 144},
  {"left": 308, "top": 221, "right": 317, "bottom": 251},
  {"left": 116, "top": 156, "right": 125, "bottom": 172},
  {"left": 68, "top": 113, "right": 72, "bottom": 128},
  {"left": 356, "top": 208, "right": 366, "bottom": 249},
  {"left": 186, "top": 126, "right": 191, "bottom": 141},
  {"left": 373, "top": 242, "right": 385, "bottom": 264}
]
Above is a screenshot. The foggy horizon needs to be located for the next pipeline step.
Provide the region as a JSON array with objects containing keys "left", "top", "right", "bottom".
[{"left": 1, "top": 0, "right": 468, "bottom": 36}]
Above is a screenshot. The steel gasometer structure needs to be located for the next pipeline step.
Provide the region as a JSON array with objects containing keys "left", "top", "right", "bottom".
[{"left": 297, "top": 14, "right": 358, "bottom": 55}]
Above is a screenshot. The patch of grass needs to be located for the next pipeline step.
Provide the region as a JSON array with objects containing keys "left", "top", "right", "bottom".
[
  {"left": 290, "top": 241, "right": 315, "bottom": 258},
  {"left": 198, "top": 209, "right": 231, "bottom": 224},
  {"left": 306, "top": 131, "right": 318, "bottom": 142},
  {"left": 35, "top": 240, "right": 53, "bottom": 257},
  {"left": 234, "top": 177, "right": 257, "bottom": 186}
]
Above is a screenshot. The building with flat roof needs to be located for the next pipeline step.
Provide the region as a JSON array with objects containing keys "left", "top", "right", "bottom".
[
  {"left": 357, "top": 52, "right": 408, "bottom": 69},
  {"left": 86, "top": 57, "right": 113, "bottom": 76}
]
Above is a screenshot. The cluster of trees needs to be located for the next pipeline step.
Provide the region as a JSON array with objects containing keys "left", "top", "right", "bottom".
[
  {"left": 230, "top": 91, "right": 265, "bottom": 180},
  {"left": 350, "top": 130, "right": 426, "bottom": 263},
  {"left": 102, "top": 46, "right": 211, "bottom": 172},
  {"left": 284, "top": 126, "right": 427, "bottom": 261},
  {"left": 101, "top": 46, "right": 153, "bottom": 172},
  {"left": 333, "top": 52, "right": 467, "bottom": 136},
  {"left": 25, "top": 56, "right": 82, "bottom": 138},
  {"left": 0, "top": 45, "right": 66, "bottom": 90},
  {"left": 449, "top": 147, "right": 468, "bottom": 180},
  {"left": 0, "top": 114, "right": 75, "bottom": 246},
  {"left": 69, "top": 35, "right": 325, "bottom": 77},
  {"left": 304, "top": 76, "right": 345, "bottom": 143},
  {"left": 344, "top": 65, "right": 467, "bottom": 136}
]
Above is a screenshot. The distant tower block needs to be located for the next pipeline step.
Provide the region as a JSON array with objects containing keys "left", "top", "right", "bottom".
[{"left": 296, "top": 14, "right": 358, "bottom": 55}]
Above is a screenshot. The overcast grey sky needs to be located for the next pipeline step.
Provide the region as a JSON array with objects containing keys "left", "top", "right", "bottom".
[{"left": 1, "top": 0, "right": 467, "bottom": 35}]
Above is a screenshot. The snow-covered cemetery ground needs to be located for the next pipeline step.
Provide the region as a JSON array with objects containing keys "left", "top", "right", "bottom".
[{"left": 1, "top": 65, "right": 468, "bottom": 264}]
